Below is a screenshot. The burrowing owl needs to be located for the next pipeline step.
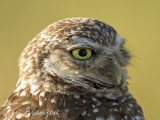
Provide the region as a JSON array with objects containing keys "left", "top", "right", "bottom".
[{"left": 0, "top": 18, "right": 145, "bottom": 120}]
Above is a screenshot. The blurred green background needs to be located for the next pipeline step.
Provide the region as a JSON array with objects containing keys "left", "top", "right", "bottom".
[{"left": 0, "top": 1, "right": 160, "bottom": 119}]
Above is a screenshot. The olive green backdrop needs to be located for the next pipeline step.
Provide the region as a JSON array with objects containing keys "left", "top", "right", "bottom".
[{"left": 0, "top": 1, "right": 160, "bottom": 119}]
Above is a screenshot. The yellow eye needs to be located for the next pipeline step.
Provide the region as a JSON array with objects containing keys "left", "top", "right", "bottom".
[{"left": 71, "top": 48, "right": 93, "bottom": 60}]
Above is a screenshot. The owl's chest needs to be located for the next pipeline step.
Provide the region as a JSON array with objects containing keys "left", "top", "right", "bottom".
[
  {"left": 46, "top": 94, "right": 138, "bottom": 120},
  {"left": 1, "top": 92, "right": 143, "bottom": 120}
]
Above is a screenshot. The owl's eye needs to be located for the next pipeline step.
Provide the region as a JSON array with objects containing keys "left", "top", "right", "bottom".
[{"left": 71, "top": 48, "right": 94, "bottom": 60}]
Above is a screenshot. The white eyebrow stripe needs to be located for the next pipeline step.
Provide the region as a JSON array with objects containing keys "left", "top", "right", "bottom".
[{"left": 115, "top": 34, "right": 124, "bottom": 46}]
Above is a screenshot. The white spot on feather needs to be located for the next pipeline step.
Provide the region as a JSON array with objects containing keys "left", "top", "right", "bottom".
[
  {"left": 43, "top": 82, "right": 52, "bottom": 92},
  {"left": 20, "top": 90, "right": 26, "bottom": 97},
  {"left": 20, "top": 81, "right": 28, "bottom": 89},
  {"left": 115, "top": 34, "right": 123, "bottom": 46},
  {"left": 96, "top": 117, "right": 105, "bottom": 120},
  {"left": 33, "top": 90, "right": 40, "bottom": 96},
  {"left": 22, "top": 101, "right": 30, "bottom": 105},
  {"left": 124, "top": 116, "right": 127, "bottom": 119},
  {"left": 82, "top": 111, "right": 87, "bottom": 116},
  {"left": 134, "top": 116, "right": 142, "bottom": 120},
  {"left": 92, "top": 104, "right": 95, "bottom": 108},
  {"left": 83, "top": 100, "right": 86, "bottom": 103},
  {"left": 14, "top": 85, "right": 22, "bottom": 92},
  {"left": 39, "top": 101, "right": 43, "bottom": 106},
  {"left": 30, "top": 84, "right": 40, "bottom": 94},
  {"left": 6, "top": 106, "right": 11, "bottom": 109},
  {"left": 27, "top": 51, "right": 33, "bottom": 56},
  {"left": 91, "top": 97, "right": 97, "bottom": 102},
  {"left": 22, "top": 65, "right": 30, "bottom": 72},
  {"left": 114, "top": 108, "right": 118, "bottom": 112},
  {"left": 16, "top": 113, "right": 23, "bottom": 119},
  {"left": 96, "top": 101, "right": 102, "bottom": 106},
  {"left": 129, "top": 104, "right": 133, "bottom": 107},
  {"left": 21, "top": 58, "right": 26, "bottom": 64},
  {"left": 74, "top": 94, "right": 80, "bottom": 99},
  {"left": 93, "top": 108, "right": 99, "bottom": 113},
  {"left": 25, "top": 113, "right": 30, "bottom": 117},
  {"left": 51, "top": 98, "right": 56, "bottom": 103},
  {"left": 39, "top": 91, "right": 45, "bottom": 97},
  {"left": 70, "top": 29, "right": 75, "bottom": 34},
  {"left": 121, "top": 97, "right": 127, "bottom": 102},
  {"left": 15, "top": 79, "right": 28, "bottom": 92},
  {"left": 112, "top": 103, "right": 118, "bottom": 105}
]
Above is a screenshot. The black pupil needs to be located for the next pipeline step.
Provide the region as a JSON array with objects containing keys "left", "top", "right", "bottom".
[{"left": 78, "top": 49, "right": 87, "bottom": 57}]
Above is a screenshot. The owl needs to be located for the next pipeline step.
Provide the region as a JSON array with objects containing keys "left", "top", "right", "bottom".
[{"left": 0, "top": 18, "right": 145, "bottom": 120}]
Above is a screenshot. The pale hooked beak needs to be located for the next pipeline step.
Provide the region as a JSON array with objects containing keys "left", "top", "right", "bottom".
[
  {"left": 86, "top": 57, "right": 122, "bottom": 87},
  {"left": 99, "top": 58, "right": 122, "bottom": 85}
]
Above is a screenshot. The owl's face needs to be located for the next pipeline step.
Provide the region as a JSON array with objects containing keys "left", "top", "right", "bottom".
[
  {"left": 41, "top": 18, "right": 130, "bottom": 92},
  {"left": 18, "top": 18, "right": 130, "bottom": 96}
]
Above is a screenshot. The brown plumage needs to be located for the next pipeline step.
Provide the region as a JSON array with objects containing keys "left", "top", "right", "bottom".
[{"left": 0, "top": 18, "right": 145, "bottom": 120}]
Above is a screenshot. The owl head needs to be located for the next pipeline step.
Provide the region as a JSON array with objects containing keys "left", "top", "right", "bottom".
[{"left": 16, "top": 18, "right": 130, "bottom": 98}]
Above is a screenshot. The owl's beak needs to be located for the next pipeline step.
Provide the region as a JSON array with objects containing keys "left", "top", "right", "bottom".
[
  {"left": 101, "top": 58, "right": 122, "bottom": 84},
  {"left": 89, "top": 58, "right": 122, "bottom": 86}
]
